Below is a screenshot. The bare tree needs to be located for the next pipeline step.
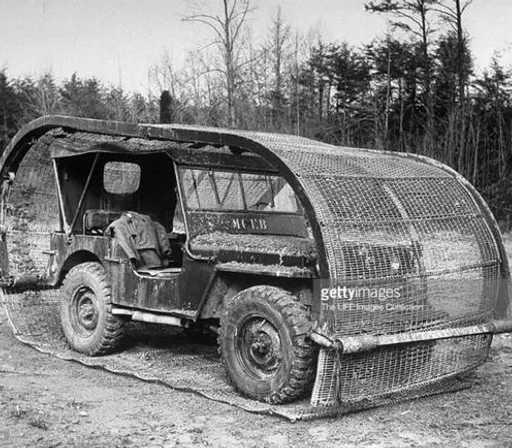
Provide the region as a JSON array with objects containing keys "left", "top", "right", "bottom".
[
  {"left": 183, "top": 0, "right": 255, "bottom": 127},
  {"left": 429, "top": 1, "right": 473, "bottom": 173},
  {"left": 365, "top": 0, "right": 440, "bottom": 154},
  {"left": 16, "top": 72, "right": 60, "bottom": 122},
  {"left": 434, "top": 0, "right": 472, "bottom": 104},
  {"left": 266, "top": 6, "right": 291, "bottom": 127},
  {"left": 365, "top": 0, "right": 438, "bottom": 98},
  {"left": 148, "top": 51, "right": 205, "bottom": 124},
  {"left": 148, "top": 52, "right": 181, "bottom": 100}
]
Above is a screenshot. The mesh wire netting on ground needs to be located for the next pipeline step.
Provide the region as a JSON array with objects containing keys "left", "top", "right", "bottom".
[{"left": 1, "top": 288, "right": 474, "bottom": 422}]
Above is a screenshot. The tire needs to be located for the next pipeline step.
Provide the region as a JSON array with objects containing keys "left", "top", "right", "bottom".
[
  {"left": 218, "top": 285, "right": 317, "bottom": 404},
  {"left": 60, "top": 262, "right": 124, "bottom": 356}
]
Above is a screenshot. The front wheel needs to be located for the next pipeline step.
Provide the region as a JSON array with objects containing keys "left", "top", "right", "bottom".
[
  {"left": 218, "top": 286, "right": 317, "bottom": 404},
  {"left": 60, "top": 262, "right": 124, "bottom": 355}
]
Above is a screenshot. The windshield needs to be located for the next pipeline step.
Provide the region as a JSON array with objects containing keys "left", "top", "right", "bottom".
[{"left": 179, "top": 167, "right": 303, "bottom": 214}]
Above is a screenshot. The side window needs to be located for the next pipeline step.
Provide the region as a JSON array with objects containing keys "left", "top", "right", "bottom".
[
  {"left": 179, "top": 167, "right": 302, "bottom": 214},
  {"left": 103, "top": 161, "right": 141, "bottom": 195},
  {"left": 214, "top": 171, "right": 244, "bottom": 209},
  {"left": 241, "top": 173, "right": 272, "bottom": 210},
  {"left": 269, "top": 176, "right": 301, "bottom": 213},
  {"left": 180, "top": 168, "right": 217, "bottom": 209}
]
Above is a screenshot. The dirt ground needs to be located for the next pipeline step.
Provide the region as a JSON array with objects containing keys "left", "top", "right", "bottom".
[
  {"left": 3, "top": 237, "right": 512, "bottom": 448},
  {"left": 1, "top": 307, "right": 512, "bottom": 448}
]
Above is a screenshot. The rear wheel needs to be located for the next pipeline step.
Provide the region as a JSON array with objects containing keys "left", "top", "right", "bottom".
[
  {"left": 218, "top": 285, "right": 317, "bottom": 404},
  {"left": 60, "top": 262, "right": 124, "bottom": 355}
]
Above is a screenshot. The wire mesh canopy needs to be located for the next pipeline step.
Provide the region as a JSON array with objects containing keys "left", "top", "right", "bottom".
[
  {"left": 1, "top": 116, "right": 510, "bottom": 410},
  {"left": 193, "top": 127, "right": 507, "bottom": 406}
]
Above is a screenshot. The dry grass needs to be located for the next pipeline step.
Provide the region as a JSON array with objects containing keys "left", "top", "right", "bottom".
[{"left": 9, "top": 404, "right": 49, "bottom": 430}]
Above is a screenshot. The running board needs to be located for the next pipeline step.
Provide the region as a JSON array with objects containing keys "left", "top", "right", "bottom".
[{"left": 112, "top": 307, "right": 186, "bottom": 328}]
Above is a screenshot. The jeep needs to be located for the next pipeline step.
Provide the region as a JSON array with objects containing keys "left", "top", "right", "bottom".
[{"left": 1, "top": 116, "right": 511, "bottom": 408}]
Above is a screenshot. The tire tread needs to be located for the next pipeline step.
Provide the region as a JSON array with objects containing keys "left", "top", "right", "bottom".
[
  {"left": 61, "top": 262, "right": 124, "bottom": 356},
  {"left": 218, "top": 285, "right": 317, "bottom": 404}
]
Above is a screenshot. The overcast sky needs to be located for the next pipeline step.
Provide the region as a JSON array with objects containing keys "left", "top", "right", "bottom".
[{"left": 1, "top": 0, "right": 511, "bottom": 93}]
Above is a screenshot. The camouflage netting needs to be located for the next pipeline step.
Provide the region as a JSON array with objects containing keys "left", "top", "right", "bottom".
[
  {"left": 2, "top": 288, "right": 474, "bottom": 421},
  {"left": 0, "top": 122, "right": 507, "bottom": 416}
]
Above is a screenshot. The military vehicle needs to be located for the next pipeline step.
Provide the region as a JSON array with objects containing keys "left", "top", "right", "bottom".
[{"left": 1, "top": 115, "right": 511, "bottom": 407}]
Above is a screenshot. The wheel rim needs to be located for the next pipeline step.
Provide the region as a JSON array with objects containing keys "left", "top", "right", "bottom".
[
  {"left": 70, "top": 286, "right": 99, "bottom": 336},
  {"left": 236, "top": 315, "right": 283, "bottom": 380}
]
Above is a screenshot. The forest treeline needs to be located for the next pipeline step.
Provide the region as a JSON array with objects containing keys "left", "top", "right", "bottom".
[{"left": 1, "top": 0, "right": 512, "bottom": 226}]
